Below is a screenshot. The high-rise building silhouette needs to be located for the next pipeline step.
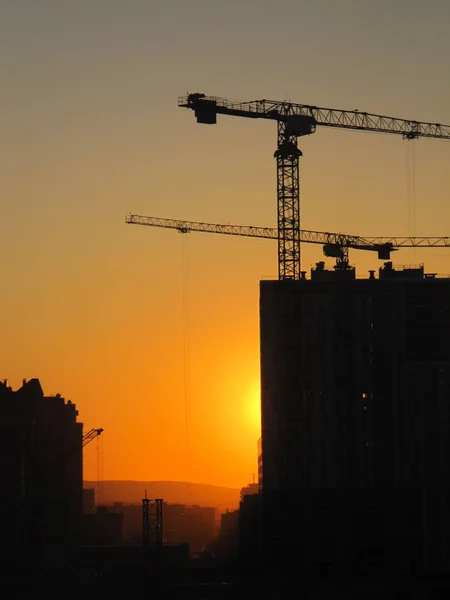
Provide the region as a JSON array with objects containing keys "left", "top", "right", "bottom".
[
  {"left": 259, "top": 261, "right": 450, "bottom": 574},
  {"left": 0, "top": 378, "right": 83, "bottom": 574}
]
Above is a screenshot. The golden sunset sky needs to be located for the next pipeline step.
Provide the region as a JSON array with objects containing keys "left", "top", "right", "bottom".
[{"left": 2, "top": 0, "right": 450, "bottom": 489}]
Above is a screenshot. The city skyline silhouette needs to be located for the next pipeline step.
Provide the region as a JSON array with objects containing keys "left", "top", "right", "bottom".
[
  {"left": 2, "top": 2, "right": 450, "bottom": 595},
  {"left": 2, "top": 0, "right": 450, "bottom": 491}
]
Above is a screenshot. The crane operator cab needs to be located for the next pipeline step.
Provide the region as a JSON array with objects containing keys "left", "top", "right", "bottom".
[
  {"left": 187, "top": 92, "right": 218, "bottom": 125},
  {"left": 285, "top": 114, "right": 316, "bottom": 137}
]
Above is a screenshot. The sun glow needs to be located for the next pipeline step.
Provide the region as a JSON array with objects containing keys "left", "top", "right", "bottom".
[{"left": 243, "top": 379, "right": 262, "bottom": 432}]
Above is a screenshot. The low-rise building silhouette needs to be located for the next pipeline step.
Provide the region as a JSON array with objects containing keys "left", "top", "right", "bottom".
[{"left": 82, "top": 499, "right": 216, "bottom": 556}]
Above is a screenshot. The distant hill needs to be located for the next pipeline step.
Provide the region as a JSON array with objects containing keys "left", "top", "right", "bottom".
[{"left": 83, "top": 480, "right": 240, "bottom": 514}]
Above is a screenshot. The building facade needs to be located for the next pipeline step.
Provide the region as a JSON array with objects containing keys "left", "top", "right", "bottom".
[
  {"left": 259, "top": 262, "right": 450, "bottom": 573},
  {"left": 0, "top": 378, "right": 83, "bottom": 573},
  {"left": 257, "top": 437, "right": 263, "bottom": 491}
]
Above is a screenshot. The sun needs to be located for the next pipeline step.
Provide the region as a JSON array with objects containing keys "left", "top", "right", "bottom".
[{"left": 243, "top": 379, "right": 261, "bottom": 432}]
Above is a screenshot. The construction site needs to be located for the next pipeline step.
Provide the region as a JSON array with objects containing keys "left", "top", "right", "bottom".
[
  {"left": 125, "top": 92, "right": 450, "bottom": 579},
  {"left": 1, "top": 91, "right": 450, "bottom": 598}
]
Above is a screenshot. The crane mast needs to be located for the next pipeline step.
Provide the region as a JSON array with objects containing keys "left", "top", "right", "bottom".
[
  {"left": 179, "top": 93, "right": 450, "bottom": 279},
  {"left": 274, "top": 113, "right": 304, "bottom": 279}
]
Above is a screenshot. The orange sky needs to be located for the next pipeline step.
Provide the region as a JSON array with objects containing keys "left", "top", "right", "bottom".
[{"left": 2, "top": 1, "right": 450, "bottom": 489}]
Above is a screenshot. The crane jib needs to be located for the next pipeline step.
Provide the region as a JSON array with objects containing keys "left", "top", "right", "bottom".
[
  {"left": 125, "top": 215, "right": 450, "bottom": 264},
  {"left": 179, "top": 94, "right": 450, "bottom": 139}
]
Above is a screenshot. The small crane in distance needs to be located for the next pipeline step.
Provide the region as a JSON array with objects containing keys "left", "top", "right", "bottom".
[
  {"left": 179, "top": 93, "right": 450, "bottom": 279},
  {"left": 83, "top": 427, "right": 104, "bottom": 447}
]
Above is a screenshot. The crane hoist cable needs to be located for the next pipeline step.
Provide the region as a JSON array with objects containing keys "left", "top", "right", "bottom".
[
  {"left": 180, "top": 235, "right": 192, "bottom": 488},
  {"left": 92, "top": 429, "right": 105, "bottom": 505},
  {"left": 406, "top": 141, "right": 418, "bottom": 261}
]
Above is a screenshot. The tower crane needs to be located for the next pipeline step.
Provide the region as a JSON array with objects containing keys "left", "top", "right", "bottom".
[
  {"left": 179, "top": 93, "right": 450, "bottom": 279},
  {"left": 125, "top": 213, "right": 450, "bottom": 269}
]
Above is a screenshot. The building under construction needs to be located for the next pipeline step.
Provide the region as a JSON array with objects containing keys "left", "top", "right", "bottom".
[
  {"left": 259, "top": 261, "right": 450, "bottom": 575},
  {"left": 0, "top": 378, "right": 84, "bottom": 575}
]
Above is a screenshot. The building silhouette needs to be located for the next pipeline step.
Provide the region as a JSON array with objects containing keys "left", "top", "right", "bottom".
[
  {"left": 212, "top": 483, "right": 260, "bottom": 566},
  {"left": 0, "top": 378, "right": 83, "bottom": 574},
  {"left": 259, "top": 261, "right": 450, "bottom": 574}
]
